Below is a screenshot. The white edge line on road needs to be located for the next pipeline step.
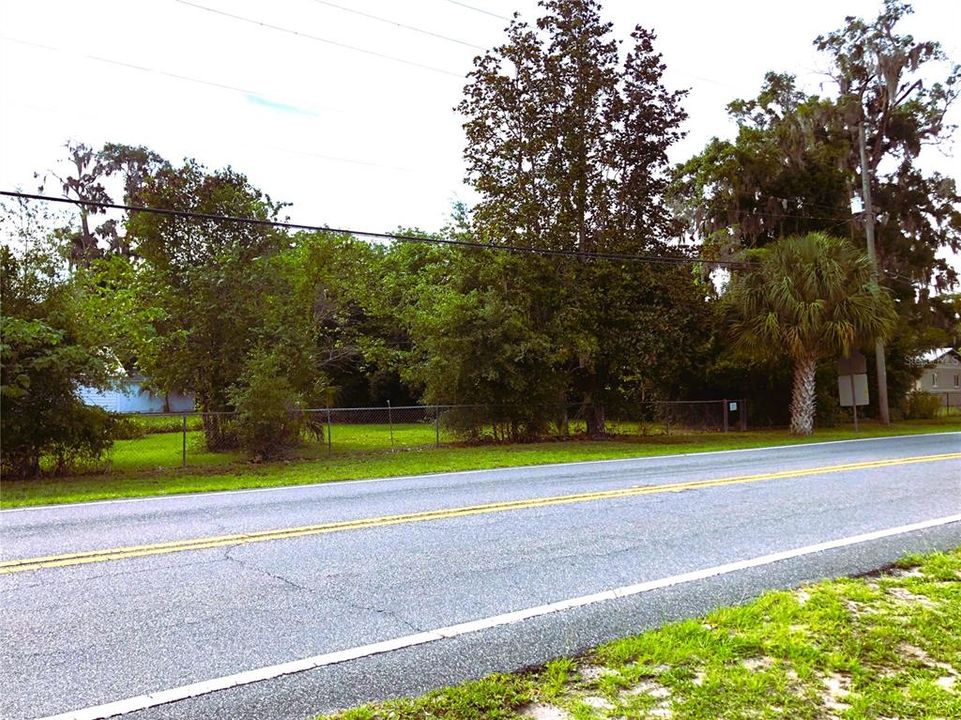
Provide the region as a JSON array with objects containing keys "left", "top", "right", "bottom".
[
  {"left": 37, "top": 513, "right": 961, "bottom": 720},
  {"left": 7, "top": 431, "right": 959, "bottom": 514}
]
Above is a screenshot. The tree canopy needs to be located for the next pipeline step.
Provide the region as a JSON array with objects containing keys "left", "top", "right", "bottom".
[{"left": 455, "top": 0, "right": 703, "bottom": 435}]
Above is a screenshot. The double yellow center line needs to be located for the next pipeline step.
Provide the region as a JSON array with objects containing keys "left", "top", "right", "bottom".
[{"left": 3, "top": 452, "right": 958, "bottom": 575}]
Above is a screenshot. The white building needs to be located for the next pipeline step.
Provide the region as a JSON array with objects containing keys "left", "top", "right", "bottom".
[
  {"left": 914, "top": 347, "right": 961, "bottom": 409},
  {"left": 79, "top": 375, "right": 194, "bottom": 413}
]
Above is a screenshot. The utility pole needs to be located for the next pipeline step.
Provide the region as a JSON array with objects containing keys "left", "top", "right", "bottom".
[{"left": 857, "top": 119, "right": 890, "bottom": 425}]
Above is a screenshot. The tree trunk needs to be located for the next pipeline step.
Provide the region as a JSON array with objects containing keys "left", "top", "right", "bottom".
[
  {"left": 585, "top": 400, "right": 607, "bottom": 438},
  {"left": 789, "top": 356, "right": 817, "bottom": 435},
  {"left": 202, "top": 411, "right": 222, "bottom": 449},
  {"left": 199, "top": 392, "right": 227, "bottom": 449}
]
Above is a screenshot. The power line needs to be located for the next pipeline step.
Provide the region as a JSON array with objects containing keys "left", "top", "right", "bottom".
[
  {"left": 0, "top": 191, "right": 748, "bottom": 267},
  {"left": 2, "top": 97, "right": 426, "bottom": 175},
  {"left": 445, "top": 1, "right": 511, "bottom": 21},
  {"left": 174, "top": 0, "right": 463, "bottom": 78},
  {"left": 2, "top": 36, "right": 338, "bottom": 116},
  {"left": 308, "top": 0, "right": 486, "bottom": 51}
]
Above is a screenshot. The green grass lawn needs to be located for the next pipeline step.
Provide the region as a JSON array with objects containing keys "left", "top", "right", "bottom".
[
  {"left": 107, "top": 432, "right": 244, "bottom": 471},
  {"left": 2, "top": 418, "right": 958, "bottom": 509},
  {"left": 105, "top": 419, "right": 742, "bottom": 473},
  {"left": 319, "top": 548, "right": 961, "bottom": 720},
  {"left": 122, "top": 414, "right": 206, "bottom": 434},
  {"left": 100, "top": 423, "right": 443, "bottom": 474}
]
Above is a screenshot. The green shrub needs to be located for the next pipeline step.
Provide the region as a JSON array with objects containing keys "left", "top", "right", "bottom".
[
  {"left": 228, "top": 351, "right": 304, "bottom": 459},
  {"left": 1, "top": 316, "right": 114, "bottom": 478},
  {"left": 109, "top": 416, "right": 148, "bottom": 440},
  {"left": 44, "top": 404, "right": 116, "bottom": 475},
  {"left": 440, "top": 404, "right": 553, "bottom": 442},
  {"left": 127, "top": 414, "right": 204, "bottom": 435},
  {"left": 901, "top": 390, "right": 942, "bottom": 419}
]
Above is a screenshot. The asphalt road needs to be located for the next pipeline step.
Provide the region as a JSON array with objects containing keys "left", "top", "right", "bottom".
[{"left": 2, "top": 432, "right": 960, "bottom": 720}]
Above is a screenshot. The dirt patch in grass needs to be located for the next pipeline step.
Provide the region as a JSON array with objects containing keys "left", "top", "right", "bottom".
[{"left": 519, "top": 704, "right": 568, "bottom": 720}]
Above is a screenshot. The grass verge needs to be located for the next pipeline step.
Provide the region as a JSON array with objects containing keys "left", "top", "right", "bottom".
[
  {"left": 2, "top": 419, "right": 958, "bottom": 509},
  {"left": 320, "top": 548, "right": 961, "bottom": 720}
]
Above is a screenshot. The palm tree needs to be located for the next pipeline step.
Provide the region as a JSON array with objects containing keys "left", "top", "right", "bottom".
[{"left": 724, "top": 233, "right": 896, "bottom": 435}]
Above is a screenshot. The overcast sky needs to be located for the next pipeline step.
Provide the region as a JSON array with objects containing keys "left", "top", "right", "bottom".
[{"left": 1, "top": 0, "right": 959, "bottom": 238}]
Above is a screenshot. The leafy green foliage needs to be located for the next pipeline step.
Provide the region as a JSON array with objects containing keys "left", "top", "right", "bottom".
[
  {"left": 674, "top": 3, "right": 960, "bottom": 414},
  {"left": 725, "top": 234, "right": 895, "bottom": 361},
  {"left": 901, "top": 390, "right": 943, "bottom": 420},
  {"left": 125, "top": 159, "right": 288, "bottom": 431},
  {"left": 115, "top": 158, "right": 394, "bottom": 448},
  {"left": 450, "top": 0, "right": 703, "bottom": 435},
  {"left": 14, "top": 0, "right": 954, "bottom": 453},
  {"left": 0, "top": 316, "right": 115, "bottom": 477},
  {"left": 676, "top": 2, "right": 960, "bottom": 293},
  {"left": 0, "top": 228, "right": 114, "bottom": 477},
  {"left": 459, "top": 0, "right": 685, "bottom": 252},
  {"left": 670, "top": 72, "right": 850, "bottom": 254},
  {"left": 724, "top": 233, "right": 897, "bottom": 433},
  {"left": 399, "top": 248, "right": 566, "bottom": 440},
  {"left": 280, "top": 230, "right": 400, "bottom": 408},
  {"left": 228, "top": 350, "right": 305, "bottom": 459},
  {"left": 816, "top": 1, "right": 961, "bottom": 409}
]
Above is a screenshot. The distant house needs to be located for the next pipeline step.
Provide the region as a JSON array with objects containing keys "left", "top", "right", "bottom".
[
  {"left": 79, "top": 375, "right": 194, "bottom": 414},
  {"left": 915, "top": 347, "right": 961, "bottom": 409}
]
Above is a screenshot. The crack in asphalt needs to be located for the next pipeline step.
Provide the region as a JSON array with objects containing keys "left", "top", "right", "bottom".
[
  {"left": 42, "top": 554, "right": 228, "bottom": 585},
  {"left": 223, "top": 546, "right": 317, "bottom": 595},
  {"left": 222, "top": 547, "right": 424, "bottom": 634},
  {"left": 336, "top": 595, "right": 424, "bottom": 635}
]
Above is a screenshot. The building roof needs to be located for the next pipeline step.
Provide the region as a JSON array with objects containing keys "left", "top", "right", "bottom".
[{"left": 918, "top": 347, "right": 959, "bottom": 364}]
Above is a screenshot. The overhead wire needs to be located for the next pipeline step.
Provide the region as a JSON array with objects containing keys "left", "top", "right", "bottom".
[
  {"left": 445, "top": 1, "right": 512, "bottom": 22},
  {"left": 307, "top": 0, "right": 486, "bottom": 51},
  {"left": 0, "top": 191, "right": 749, "bottom": 268},
  {"left": 0, "top": 16, "right": 900, "bottom": 266},
  {"left": 173, "top": 0, "right": 464, "bottom": 78},
  {"left": 1, "top": 36, "right": 340, "bottom": 116},
  {"left": 1, "top": 96, "right": 429, "bottom": 176}
]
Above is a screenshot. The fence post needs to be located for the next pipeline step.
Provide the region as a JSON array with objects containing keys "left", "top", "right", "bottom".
[
  {"left": 723, "top": 399, "right": 729, "bottom": 433},
  {"left": 387, "top": 400, "right": 394, "bottom": 450},
  {"left": 326, "top": 408, "right": 332, "bottom": 455},
  {"left": 182, "top": 414, "right": 187, "bottom": 468},
  {"left": 434, "top": 405, "right": 440, "bottom": 448},
  {"left": 850, "top": 374, "right": 859, "bottom": 432}
]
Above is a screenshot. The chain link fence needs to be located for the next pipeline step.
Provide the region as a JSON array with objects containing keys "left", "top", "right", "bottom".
[
  {"left": 940, "top": 391, "right": 960, "bottom": 415},
  {"left": 105, "top": 399, "right": 747, "bottom": 473}
]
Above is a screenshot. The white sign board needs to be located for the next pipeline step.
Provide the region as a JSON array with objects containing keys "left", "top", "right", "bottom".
[{"left": 838, "top": 373, "right": 869, "bottom": 407}]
